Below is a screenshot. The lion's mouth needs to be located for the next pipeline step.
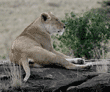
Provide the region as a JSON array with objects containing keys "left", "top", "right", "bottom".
[
  {"left": 58, "top": 30, "right": 61, "bottom": 33},
  {"left": 58, "top": 31, "right": 64, "bottom": 36},
  {"left": 58, "top": 29, "right": 65, "bottom": 36}
]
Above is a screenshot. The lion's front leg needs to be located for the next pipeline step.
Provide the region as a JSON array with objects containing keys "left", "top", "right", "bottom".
[
  {"left": 52, "top": 50, "right": 92, "bottom": 69},
  {"left": 66, "top": 58, "right": 85, "bottom": 64},
  {"left": 53, "top": 50, "right": 85, "bottom": 65}
]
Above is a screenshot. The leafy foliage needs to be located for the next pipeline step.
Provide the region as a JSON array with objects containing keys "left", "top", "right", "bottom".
[{"left": 57, "top": 9, "right": 110, "bottom": 59}]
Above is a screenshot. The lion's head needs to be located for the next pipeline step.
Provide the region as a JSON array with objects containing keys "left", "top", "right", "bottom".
[{"left": 41, "top": 12, "right": 65, "bottom": 35}]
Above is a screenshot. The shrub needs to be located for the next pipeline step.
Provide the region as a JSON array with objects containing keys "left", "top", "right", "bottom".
[{"left": 57, "top": 9, "right": 110, "bottom": 59}]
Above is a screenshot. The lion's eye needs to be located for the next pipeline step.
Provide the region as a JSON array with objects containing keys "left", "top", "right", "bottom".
[{"left": 56, "top": 19, "right": 58, "bottom": 21}]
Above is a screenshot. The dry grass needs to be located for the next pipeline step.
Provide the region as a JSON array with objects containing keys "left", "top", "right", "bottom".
[
  {"left": 94, "top": 50, "right": 109, "bottom": 73},
  {"left": 3, "top": 62, "right": 22, "bottom": 89},
  {"left": 0, "top": 0, "right": 105, "bottom": 59},
  {"left": 96, "top": 60, "right": 108, "bottom": 73}
]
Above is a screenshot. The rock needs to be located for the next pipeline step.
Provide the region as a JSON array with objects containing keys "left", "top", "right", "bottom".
[
  {"left": 0, "top": 62, "right": 110, "bottom": 92},
  {"left": 67, "top": 73, "right": 110, "bottom": 92},
  {"left": 0, "top": 75, "right": 10, "bottom": 80},
  {"left": 16, "top": 68, "right": 99, "bottom": 92}
]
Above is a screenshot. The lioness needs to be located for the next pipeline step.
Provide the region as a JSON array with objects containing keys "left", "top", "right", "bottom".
[{"left": 10, "top": 12, "right": 92, "bottom": 82}]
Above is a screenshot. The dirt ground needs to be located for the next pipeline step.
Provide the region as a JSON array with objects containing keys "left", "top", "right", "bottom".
[{"left": 0, "top": 0, "right": 106, "bottom": 59}]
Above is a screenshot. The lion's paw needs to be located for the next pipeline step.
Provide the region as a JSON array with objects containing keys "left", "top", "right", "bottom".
[
  {"left": 84, "top": 62, "right": 93, "bottom": 69},
  {"left": 72, "top": 58, "right": 85, "bottom": 64}
]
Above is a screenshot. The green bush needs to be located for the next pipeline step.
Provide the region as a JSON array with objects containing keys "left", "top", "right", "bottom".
[
  {"left": 57, "top": 9, "right": 110, "bottom": 59},
  {"left": 52, "top": 35, "right": 71, "bottom": 56}
]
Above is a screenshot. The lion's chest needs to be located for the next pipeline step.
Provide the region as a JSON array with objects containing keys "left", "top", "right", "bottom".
[{"left": 40, "top": 38, "right": 53, "bottom": 52}]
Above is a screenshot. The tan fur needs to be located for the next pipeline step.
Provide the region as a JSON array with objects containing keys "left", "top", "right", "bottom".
[{"left": 10, "top": 12, "right": 92, "bottom": 82}]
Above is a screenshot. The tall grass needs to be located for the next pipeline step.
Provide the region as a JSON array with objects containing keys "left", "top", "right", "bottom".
[
  {"left": 3, "top": 62, "right": 22, "bottom": 89},
  {"left": 95, "top": 50, "right": 108, "bottom": 73}
]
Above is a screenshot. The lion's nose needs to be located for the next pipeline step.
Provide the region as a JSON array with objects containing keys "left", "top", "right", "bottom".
[
  {"left": 63, "top": 26, "right": 65, "bottom": 28},
  {"left": 58, "top": 30, "right": 61, "bottom": 32}
]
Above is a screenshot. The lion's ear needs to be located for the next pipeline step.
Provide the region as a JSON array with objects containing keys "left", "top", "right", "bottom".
[
  {"left": 48, "top": 12, "right": 53, "bottom": 15},
  {"left": 41, "top": 12, "right": 51, "bottom": 21}
]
